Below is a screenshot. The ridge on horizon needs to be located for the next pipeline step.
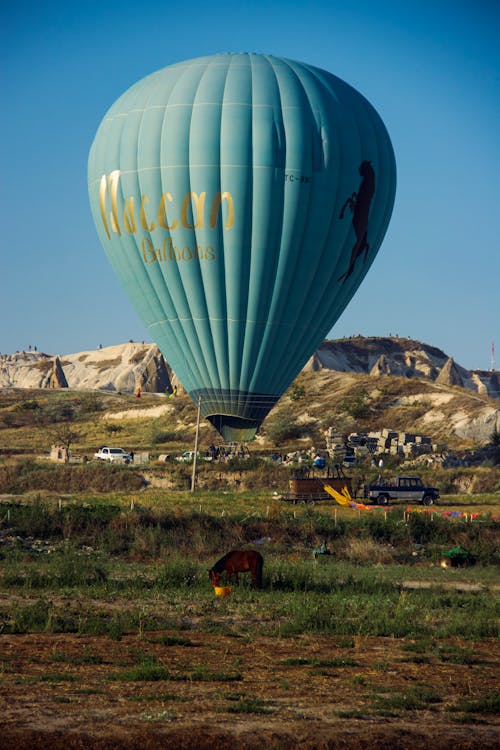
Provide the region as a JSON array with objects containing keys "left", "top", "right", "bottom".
[{"left": 0, "top": 337, "right": 498, "bottom": 401}]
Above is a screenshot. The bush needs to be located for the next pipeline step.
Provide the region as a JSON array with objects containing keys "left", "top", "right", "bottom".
[
  {"left": 104, "top": 423, "right": 123, "bottom": 435},
  {"left": 2, "top": 502, "right": 122, "bottom": 542},
  {"left": 340, "top": 389, "right": 370, "bottom": 419},
  {"left": 0, "top": 461, "right": 146, "bottom": 494},
  {"left": 77, "top": 393, "right": 104, "bottom": 416},
  {"left": 289, "top": 384, "right": 306, "bottom": 401},
  {"left": 15, "top": 400, "right": 40, "bottom": 412},
  {"left": 265, "top": 407, "right": 303, "bottom": 443},
  {"left": 151, "top": 428, "right": 177, "bottom": 445}
]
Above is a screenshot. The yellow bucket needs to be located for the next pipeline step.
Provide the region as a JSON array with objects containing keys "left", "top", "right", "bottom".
[{"left": 214, "top": 585, "right": 232, "bottom": 598}]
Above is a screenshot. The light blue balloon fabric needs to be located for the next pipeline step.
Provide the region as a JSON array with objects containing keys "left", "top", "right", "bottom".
[{"left": 88, "top": 53, "right": 396, "bottom": 440}]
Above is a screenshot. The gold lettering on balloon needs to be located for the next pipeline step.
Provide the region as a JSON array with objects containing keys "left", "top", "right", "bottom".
[
  {"left": 140, "top": 237, "right": 217, "bottom": 264},
  {"left": 99, "top": 170, "right": 122, "bottom": 239},
  {"left": 210, "top": 192, "right": 234, "bottom": 229},
  {"left": 158, "top": 193, "right": 179, "bottom": 230},
  {"left": 141, "top": 237, "right": 156, "bottom": 263},
  {"left": 97, "top": 172, "right": 234, "bottom": 238},
  {"left": 123, "top": 197, "right": 137, "bottom": 234},
  {"left": 181, "top": 192, "right": 206, "bottom": 229},
  {"left": 140, "top": 195, "right": 156, "bottom": 232}
]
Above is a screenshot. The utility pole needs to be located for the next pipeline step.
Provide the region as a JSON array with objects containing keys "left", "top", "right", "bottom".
[{"left": 191, "top": 396, "right": 202, "bottom": 492}]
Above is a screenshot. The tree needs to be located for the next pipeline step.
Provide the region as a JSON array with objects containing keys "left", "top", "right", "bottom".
[{"left": 51, "top": 424, "right": 80, "bottom": 461}]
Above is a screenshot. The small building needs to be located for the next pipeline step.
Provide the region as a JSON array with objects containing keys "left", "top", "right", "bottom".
[{"left": 50, "top": 445, "right": 69, "bottom": 463}]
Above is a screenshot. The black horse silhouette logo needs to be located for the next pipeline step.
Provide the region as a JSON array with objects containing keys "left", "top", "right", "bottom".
[{"left": 338, "top": 160, "right": 375, "bottom": 282}]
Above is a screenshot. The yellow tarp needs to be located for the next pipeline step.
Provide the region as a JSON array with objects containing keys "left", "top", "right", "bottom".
[{"left": 323, "top": 484, "right": 353, "bottom": 505}]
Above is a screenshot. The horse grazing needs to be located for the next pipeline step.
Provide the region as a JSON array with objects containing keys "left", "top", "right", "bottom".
[{"left": 208, "top": 550, "right": 263, "bottom": 589}]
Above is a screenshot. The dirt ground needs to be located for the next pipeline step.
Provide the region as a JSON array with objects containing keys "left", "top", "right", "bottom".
[{"left": 1, "top": 629, "right": 498, "bottom": 750}]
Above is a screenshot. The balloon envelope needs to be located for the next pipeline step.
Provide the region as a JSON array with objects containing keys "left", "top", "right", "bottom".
[{"left": 88, "top": 53, "right": 396, "bottom": 440}]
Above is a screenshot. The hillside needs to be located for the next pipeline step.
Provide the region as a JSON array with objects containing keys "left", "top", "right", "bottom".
[
  {"left": 1, "top": 338, "right": 498, "bottom": 448},
  {"left": 2, "top": 337, "right": 498, "bottom": 399},
  {"left": 307, "top": 337, "right": 500, "bottom": 399},
  {"left": 281, "top": 369, "right": 499, "bottom": 446}
]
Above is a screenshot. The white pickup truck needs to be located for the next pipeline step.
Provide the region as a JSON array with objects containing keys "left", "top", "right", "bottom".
[
  {"left": 175, "top": 451, "right": 212, "bottom": 462},
  {"left": 94, "top": 447, "right": 132, "bottom": 464}
]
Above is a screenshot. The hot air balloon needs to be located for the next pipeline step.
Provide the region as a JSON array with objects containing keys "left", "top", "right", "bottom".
[{"left": 88, "top": 53, "right": 396, "bottom": 441}]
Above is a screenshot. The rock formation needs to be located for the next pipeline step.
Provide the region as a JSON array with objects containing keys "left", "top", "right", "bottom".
[
  {"left": 46, "top": 357, "right": 68, "bottom": 389},
  {"left": 134, "top": 345, "right": 173, "bottom": 393},
  {"left": 314, "top": 337, "right": 498, "bottom": 399},
  {"left": 370, "top": 354, "right": 391, "bottom": 376},
  {"left": 0, "top": 337, "right": 498, "bottom": 400},
  {"left": 436, "top": 357, "right": 464, "bottom": 388},
  {"left": 44, "top": 357, "right": 68, "bottom": 388}
]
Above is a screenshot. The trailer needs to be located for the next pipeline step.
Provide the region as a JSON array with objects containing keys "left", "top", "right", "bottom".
[{"left": 281, "top": 465, "right": 352, "bottom": 504}]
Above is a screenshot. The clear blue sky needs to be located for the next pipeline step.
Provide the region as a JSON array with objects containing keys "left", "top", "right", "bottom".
[{"left": 1, "top": 0, "right": 499, "bottom": 371}]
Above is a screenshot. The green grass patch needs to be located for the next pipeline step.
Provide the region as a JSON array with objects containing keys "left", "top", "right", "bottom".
[
  {"left": 334, "top": 709, "right": 369, "bottom": 719},
  {"left": 147, "top": 635, "right": 197, "bottom": 647},
  {"left": 0, "top": 496, "right": 498, "bottom": 642},
  {"left": 52, "top": 649, "right": 104, "bottom": 665},
  {"left": 40, "top": 672, "right": 78, "bottom": 683},
  {"left": 281, "top": 657, "right": 357, "bottom": 667},
  {"left": 224, "top": 696, "right": 275, "bottom": 714},
  {"left": 402, "top": 639, "right": 485, "bottom": 665},
  {"left": 109, "top": 660, "right": 243, "bottom": 683},
  {"left": 109, "top": 663, "right": 171, "bottom": 682},
  {"left": 187, "top": 666, "right": 243, "bottom": 682},
  {"left": 450, "top": 693, "right": 500, "bottom": 714},
  {"left": 370, "top": 684, "right": 442, "bottom": 714},
  {"left": 126, "top": 693, "right": 189, "bottom": 703}
]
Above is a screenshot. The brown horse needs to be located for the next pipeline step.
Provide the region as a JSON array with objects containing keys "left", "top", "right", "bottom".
[{"left": 208, "top": 550, "right": 263, "bottom": 589}]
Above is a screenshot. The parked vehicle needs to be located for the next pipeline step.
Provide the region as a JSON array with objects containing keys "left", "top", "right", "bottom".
[
  {"left": 281, "top": 465, "right": 352, "bottom": 504},
  {"left": 94, "top": 447, "right": 132, "bottom": 464},
  {"left": 364, "top": 476, "right": 439, "bottom": 506},
  {"left": 175, "top": 451, "right": 212, "bottom": 462}
]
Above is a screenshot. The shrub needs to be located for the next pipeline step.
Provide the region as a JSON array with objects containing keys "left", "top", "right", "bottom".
[
  {"left": 340, "top": 389, "right": 370, "bottom": 419},
  {"left": 490, "top": 422, "right": 500, "bottom": 446},
  {"left": 151, "top": 428, "right": 177, "bottom": 445},
  {"left": 104, "top": 423, "right": 123, "bottom": 434},
  {"left": 53, "top": 549, "right": 108, "bottom": 586},
  {"left": 77, "top": 393, "right": 104, "bottom": 416},
  {"left": 265, "top": 407, "right": 303, "bottom": 443},
  {"left": 450, "top": 693, "right": 500, "bottom": 715},
  {"left": 15, "top": 400, "right": 40, "bottom": 412},
  {"left": 40, "top": 402, "right": 77, "bottom": 424},
  {"left": 0, "top": 461, "right": 146, "bottom": 494},
  {"left": 289, "top": 384, "right": 306, "bottom": 402}
]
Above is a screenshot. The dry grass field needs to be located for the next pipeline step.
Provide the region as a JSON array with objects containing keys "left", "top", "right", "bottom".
[{"left": 2, "top": 629, "right": 499, "bottom": 750}]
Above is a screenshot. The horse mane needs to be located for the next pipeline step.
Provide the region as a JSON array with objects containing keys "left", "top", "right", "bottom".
[{"left": 211, "top": 550, "right": 238, "bottom": 573}]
